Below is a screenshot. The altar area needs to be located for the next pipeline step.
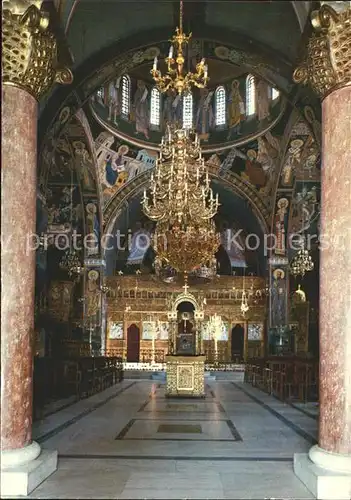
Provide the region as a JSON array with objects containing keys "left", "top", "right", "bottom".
[{"left": 105, "top": 274, "right": 268, "bottom": 374}]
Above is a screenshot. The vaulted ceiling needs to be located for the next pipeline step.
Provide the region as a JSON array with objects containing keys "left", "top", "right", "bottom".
[{"left": 57, "top": 1, "right": 313, "bottom": 69}]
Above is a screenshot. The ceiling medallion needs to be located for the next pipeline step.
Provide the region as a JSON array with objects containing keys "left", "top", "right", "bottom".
[{"left": 150, "top": 0, "right": 209, "bottom": 94}]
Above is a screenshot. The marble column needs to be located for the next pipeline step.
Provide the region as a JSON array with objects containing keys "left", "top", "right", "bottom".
[
  {"left": 293, "top": 3, "right": 351, "bottom": 499},
  {"left": 2, "top": 86, "right": 38, "bottom": 453},
  {"left": 319, "top": 84, "right": 351, "bottom": 458},
  {"left": 1, "top": 3, "right": 72, "bottom": 496}
]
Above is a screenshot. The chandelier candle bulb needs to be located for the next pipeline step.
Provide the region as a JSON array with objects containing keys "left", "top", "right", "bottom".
[{"left": 153, "top": 56, "right": 158, "bottom": 70}]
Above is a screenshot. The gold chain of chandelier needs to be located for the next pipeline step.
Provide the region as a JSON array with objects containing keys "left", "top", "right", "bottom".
[{"left": 151, "top": 0, "right": 209, "bottom": 94}]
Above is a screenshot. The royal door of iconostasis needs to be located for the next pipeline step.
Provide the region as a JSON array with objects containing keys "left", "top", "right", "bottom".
[{"left": 126, "top": 324, "right": 140, "bottom": 362}]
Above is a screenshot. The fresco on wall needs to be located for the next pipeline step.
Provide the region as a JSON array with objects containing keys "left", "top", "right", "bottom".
[
  {"left": 205, "top": 129, "right": 280, "bottom": 209},
  {"left": 72, "top": 140, "right": 97, "bottom": 193},
  {"left": 290, "top": 182, "right": 320, "bottom": 237},
  {"left": 273, "top": 196, "right": 290, "bottom": 257},
  {"left": 46, "top": 183, "right": 83, "bottom": 234},
  {"left": 271, "top": 267, "right": 287, "bottom": 328},
  {"left": 133, "top": 80, "right": 150, "bottom": 139},
  {"left": 93, "top": 121, "right": 282, "bottom": 220},
  {"left": 163, "top": 92, "right": 183, "bottom": 128},
  {"left": 95, "top": 132, "right": 157, "bottom": 206},
  {"left": 90, "top": 70, "right": 283, "bottom": 148},
  {"left": 280, "top": 118, "right": 321, "bottom": 188},
  {"left": 85, "top": 200, "right": 100, "bottom": 256},
  {"left": 86, "top": 269, "right": 101, "bottom": 319}
]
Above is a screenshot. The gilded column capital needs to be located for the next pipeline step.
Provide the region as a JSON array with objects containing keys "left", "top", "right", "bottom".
[
  {"left": 293, "top": 4, "right": 351, "bottom": 99},
  {"left": 2, "top": 1, "right": 73, "bottom": 101}
]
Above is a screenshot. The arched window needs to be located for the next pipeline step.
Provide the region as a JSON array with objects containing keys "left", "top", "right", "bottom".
[
  {"left": 97, "top": 87, "right": 104, "bottom": 101},
  {"left": 215, "top": 86, "right": 226, "bottom": 127},
  {"left": 246, "top": 74, "right": 256, "bottom": 116},
  {"left": 150, "top": 87, "right": 161, "bottom": 127},
  {"left": 182, "top": 93, "right": 193, "bottom": 129},
  {"left": 121, "top": 74, "right": 131, "bottom": 118},
  {"left": 271, "top": 87, "right": 280, "bottom": 100}
]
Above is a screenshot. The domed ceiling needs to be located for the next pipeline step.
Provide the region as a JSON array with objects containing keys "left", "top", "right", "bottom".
[
  {"left": 39, "top": 0, "right": 315, "bottom": 140},
  {"left": 89, "top": 40, "right": 286, "bottom": 152}
]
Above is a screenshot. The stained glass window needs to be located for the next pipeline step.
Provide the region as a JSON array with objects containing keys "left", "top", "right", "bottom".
[
  {"left": 150, "top": 87, "right": 161, "bottom": 127},
  {"left": 182, "top": 93, "right": 193, "bottom": 129},
  {"left": 215, "top": 86, "right": 226, "bottom": 127},
  {"left": 246, "top": 74, "right": 256, "bottom": 116},
  {"left": 121, "top": 74, "right": 131, "bottom": 117}
]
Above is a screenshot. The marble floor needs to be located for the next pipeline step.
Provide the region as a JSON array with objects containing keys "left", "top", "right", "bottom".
[{"left": 29, "top": 380, "right": 318, "bottom": 499}]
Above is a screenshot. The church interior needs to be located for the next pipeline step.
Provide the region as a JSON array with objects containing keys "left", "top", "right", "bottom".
[{"left": 1, "top": 0, "right": 350, "bottom": 498}]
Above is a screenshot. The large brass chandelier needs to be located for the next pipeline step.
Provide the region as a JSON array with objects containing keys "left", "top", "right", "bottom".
[
  {"left": 141, "top": 126, "right": 220, "bottom": 274},
  {"left": 151, "top": 0, "right": 209, "bottom": 94},
  {"left": 142, "top": 127, "right": 218, "bottom": 225}
]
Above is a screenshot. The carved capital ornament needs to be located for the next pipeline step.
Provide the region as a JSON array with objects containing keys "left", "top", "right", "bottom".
[
  {"left": 2, "top": 1, "right": 73, "bottom": 101},
  {"left": 293, "top": 4, "right": 351, "bottom": 99}
]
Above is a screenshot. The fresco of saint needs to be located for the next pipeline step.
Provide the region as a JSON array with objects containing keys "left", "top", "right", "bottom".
[
  {"left": 107, "top": 78, "right": 121, "bottom": 124},
  {"left": 271, "top": 268, "right": 286, "bottom": 327},
  {"left": 86, "top": 203, "right": 99, "bottom": 255},
  {"left": 195, "top": 88, "right": 214, "bottom": 141},
  {"left": 163, "top": 91, "right": 182, "bottom": 128},
  {"left": 103, "top": 145, "right": 129, "bottom": 196},
  {"left": 86, "top": 270, "right": 100, "bottom": 317},
  {"left": 274, "top": 198, "right": 289, "bottom": 256},
  {"left": 227, "top": 80, "right": 245, "bottom": 139},
  {"left": 244, "top": 149, "right": 266, "bottom": 188},
  {"left": 133, "top": 80, "right": 149, "bottom": 139},
  {"left": 256, "top": 79, "right": 271, "bottom": 122}
]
